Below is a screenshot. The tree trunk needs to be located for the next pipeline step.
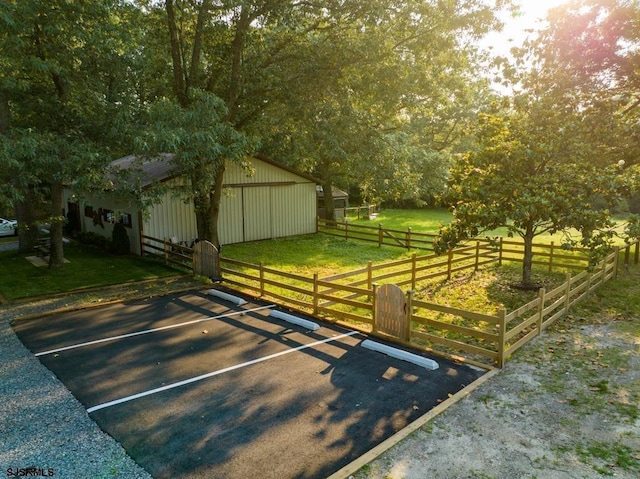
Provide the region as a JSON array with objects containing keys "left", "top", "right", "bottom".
[
  {"left": 209, "top": 162, "right": 226, "bottom": 249},
  {"left": 189, "top": 0, "right": 212, "bottom": 90},
  {"left": 0, "top": 89, "right": 9, "bottom": 134},
  {"left": 193, "top": 189, "right": 212, "bottom": 242},
  {"left": 225, "top": 3, "right": 250, "bottom": 121},
  {"left": 522, "top": 226, "right": 535, "bottom": 286},
  {"left": 166, "top": 0, "right": 188, "bottom": 107},
  {"left": 322, "top": 181, "right": 336, "bottom": 222},
  {"left": 48, "top": 180, "right": 65, "bottom": 269},
  {"left": 16, "top": 193, "right": 40, "bottom": 254}
]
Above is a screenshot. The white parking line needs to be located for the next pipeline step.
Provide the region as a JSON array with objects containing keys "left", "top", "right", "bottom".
[
  {"left": 35, "top": 305, "right": 276, "bottom": 357},
  {"left": 87, "top": 330, "right": 359, "bottom": 413}
]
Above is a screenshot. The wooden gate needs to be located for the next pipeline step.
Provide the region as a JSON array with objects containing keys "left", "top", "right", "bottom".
[
  {"left": 193, "top": 240, "right": 220, "bottom": 279},
  {"left": 374, "top": 284, "right": 410, "bottom": 341}
]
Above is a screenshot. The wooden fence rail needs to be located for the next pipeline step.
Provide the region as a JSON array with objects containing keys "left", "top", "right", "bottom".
[
  {"left": 141, "top": 231, "right": 639, "bottom": 369},
  {"left": 317, "top": 218, "right": 440, "bottom": 251}
]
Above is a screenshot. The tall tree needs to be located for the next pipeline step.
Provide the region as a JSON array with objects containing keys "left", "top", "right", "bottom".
[
  {"left": 0, "top": 0, "right": 137, "bottom": 267},
  {"left": 436, "top": 0, "right": 640, "bottom": 285},
  {"left": 255, "top": 0, "right": 507, "bottom": 214},
  {"left": 138, "top": 0, "right": 510, "bottom": 225}
]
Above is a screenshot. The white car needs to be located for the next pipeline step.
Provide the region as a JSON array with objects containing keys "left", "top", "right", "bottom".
[{"left": 0, "top": 218, "right": 17, "bottom": 237}]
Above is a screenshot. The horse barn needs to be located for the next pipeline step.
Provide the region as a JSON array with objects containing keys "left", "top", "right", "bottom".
[{"left": 64, "top": 155, "right": 320, "bottom": 254}]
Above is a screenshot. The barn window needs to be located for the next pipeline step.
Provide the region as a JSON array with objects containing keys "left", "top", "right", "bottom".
[{"left": 120, "top": 213, "right": 132, "bottom": 228}]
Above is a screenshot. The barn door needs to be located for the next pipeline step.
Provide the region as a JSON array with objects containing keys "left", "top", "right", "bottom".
[
  {"left": 374, "top": 284, "right": 410, "bottom": 341},
  {"left": 193, "top": 240, "right": 220, "bottom": 279},
  {"left": 243, "top": 186, "right": 272, "bottom": 242}
]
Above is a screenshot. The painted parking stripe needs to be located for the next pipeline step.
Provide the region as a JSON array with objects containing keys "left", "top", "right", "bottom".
[
  {"left": 35, "top": 305, "right": 276, "bottom": 357},
  {"left": 87, "top": 330, "right": 359, "bottom": 413}
]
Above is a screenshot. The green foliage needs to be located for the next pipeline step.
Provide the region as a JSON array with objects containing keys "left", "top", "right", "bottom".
[
  {"left": 624, "top": 214, "right": 640, "bottom": 240},
  {"left": 435, "top": 105, "right": 626, "bottom": 284},
  {"left": 77, "top": 232, "right": 111, "bottom": 251}
]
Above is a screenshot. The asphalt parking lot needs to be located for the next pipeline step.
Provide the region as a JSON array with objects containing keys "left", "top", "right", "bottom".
[{"left": 13, "top": 289, "right": 485, "bottom": 479}]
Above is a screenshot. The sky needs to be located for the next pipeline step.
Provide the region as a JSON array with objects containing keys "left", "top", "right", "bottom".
[{"left": 482, "top": 0, "right": 571, "bottom": 56}]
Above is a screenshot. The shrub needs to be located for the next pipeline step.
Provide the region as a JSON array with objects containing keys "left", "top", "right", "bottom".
[
  {"left": 77, "top": 231, "right": 110, "bottom": 251},
  {"left": 111, "top": 223, "right": 131, "bottom": 255}
]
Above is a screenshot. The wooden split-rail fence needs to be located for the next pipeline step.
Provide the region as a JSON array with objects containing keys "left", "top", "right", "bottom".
[{"left": 141, "top": 232, "right": 639, "bottom": 369}]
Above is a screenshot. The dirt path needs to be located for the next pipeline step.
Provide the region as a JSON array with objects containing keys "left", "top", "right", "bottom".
[{"left": 353, "top": 269, "right": 640, "bottom": 479}]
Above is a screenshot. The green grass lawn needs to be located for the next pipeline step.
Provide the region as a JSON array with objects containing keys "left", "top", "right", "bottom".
[
  {"left": 348, "top": 208, "right": 452, "bottom": 232},
  {"left": 0, "top": 243, "right": 182, "bottom": 301},
  {"left": 223, "top": 233, "right": 413, "bottom": 278},
  {"left": 350, "top": 207, "right": 631, "bottom": 245}
]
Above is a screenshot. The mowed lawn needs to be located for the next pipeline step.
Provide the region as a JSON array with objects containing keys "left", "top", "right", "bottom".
[
  {"left": 222, "top": 233, "right": 415, "bottom": 278},
  {"left": 1, "top": 208, "right": 632, "bottom": 302},
  {"left": 0, "top": 243, "right": 181, "bottom": 301},
  {"left": 349, "top": 208, "right": 630, "bottom": 245}
]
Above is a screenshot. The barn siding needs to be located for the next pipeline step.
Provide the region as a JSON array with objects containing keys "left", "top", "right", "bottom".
[
  {"left": 271, "top": 183, "right": 316, "bottom": 238},
  {"left": 224, "top": 159, "right": 304, "bottom": 184},
  {"left": 64, "top": 191, "right": 142, "bottom": 254},
  {"left": 218, "top": 187, "right": 244, "bottom": 245},
  {"left": 69, "top": 157, "right": 317, "bottom": 254},
  {"left": 143, "top": 189, "right": 198, "bottom": 246}
]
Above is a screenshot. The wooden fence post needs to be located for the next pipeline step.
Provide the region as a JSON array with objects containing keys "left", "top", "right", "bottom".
[
  {"left": 313, "top": 273, "right": 319, "bottom": 315},
  {"left": 163, "top": 237, "right": 169, "bottom": 265},
  {"left": 406, "top": 227, "right": 412, "bottom": 251},
  {"left": 372, "top": 283, "right": 379, "bottom": 334},
  {"left": 498, "top": 237, "right": 503, "bottom": 266},
  {"left": 549, "top": 241, "right": 554, "bottom": 273},
  {"left": 344, "top": 219, "right": 349, "bottom": 239},
  {"left": 405, "top": 290, "right": 414, "bottom": 342},
  {"left": 411, "top": 253, "right": 417, "bottom": 290},
  {"left": 624, "top": 244, "right": 630, "bottom": 269},
  {"left": 447, "top": 249, "right": 453, "bottom": 280},
  {"left": 259, "top": 262, "right": 265, "bottom": 296},
  {"left": 475, "top": 241, "right": 480, "bottom": 271},
  {"left": 537, "top": 287, "right": 546, "bottom": 334},
  {"left": 497, "top": 308, "right": 507, "bottom": 368},
  {"left": 635, "top": 240, "right": 639, "bottom": 265},
  {"left": 367, "top": 261, "right": 373, "bottom": 290},
  {"left": 564, "top": 272, "right": 572, "bottom": 313},
  {"left": 378, "top": 224, "right": 383, "bottom": 247}
]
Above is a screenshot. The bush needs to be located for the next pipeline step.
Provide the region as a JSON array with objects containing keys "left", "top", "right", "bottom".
[
  {"left": 111, "top": 223, "right": 131, "bottom": 255},
  {"left": 77, "top": 231, "right": 111, "bottom": 251}
]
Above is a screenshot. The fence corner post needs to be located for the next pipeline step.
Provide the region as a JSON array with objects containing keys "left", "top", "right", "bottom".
[
  {"left": 497, "top": 308, "right": 507, "bottom": 368},
  {"left": 537, "top": 287, "right": 546, "bottom": 334}
]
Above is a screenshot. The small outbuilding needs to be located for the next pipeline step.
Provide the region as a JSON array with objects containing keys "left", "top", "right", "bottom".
[
  {"left": 316, "top": 186, "right": 350, "bottom": 220},
  {"left": 64, "top": 155, "right": 320, "bottom": 254}
]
